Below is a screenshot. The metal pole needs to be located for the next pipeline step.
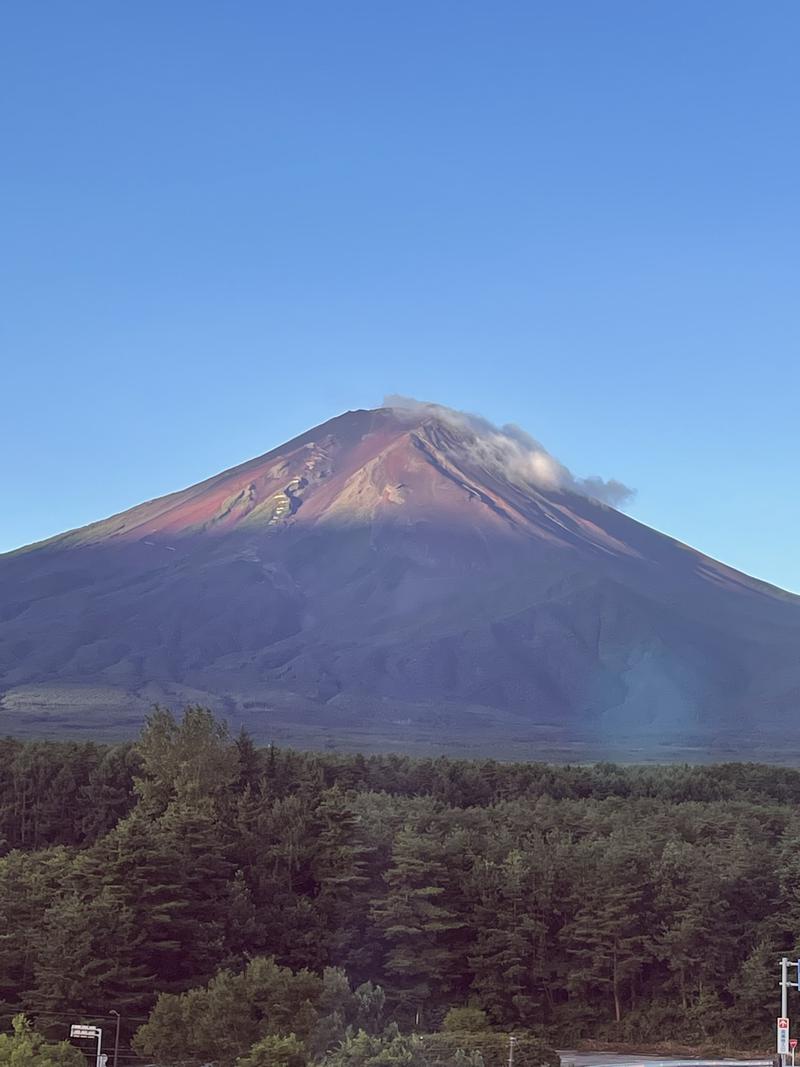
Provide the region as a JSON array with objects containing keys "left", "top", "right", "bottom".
[
  {"left": 784, "top": 958, "right": 790, "bottom": 1021},
  {"left": 109, "top": 1012, "right": 120, "bottom": 1067},
  {"left": 95, "top": 1027, "right": 103, "bottom": 1067},
  {"left": 782, "top": 957, "right": 790, "bottom": 1067},
  {"left": 508, "top": 1035, "right": 516, "bottom": 1067}
]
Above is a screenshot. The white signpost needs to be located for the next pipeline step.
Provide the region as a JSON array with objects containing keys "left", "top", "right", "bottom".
[
  {"left": 70, "top": 1024, "right": 103, "bottom": 1067},
  {"left": 778, "top": 1017, "right": 790, "bottom": 1056}
]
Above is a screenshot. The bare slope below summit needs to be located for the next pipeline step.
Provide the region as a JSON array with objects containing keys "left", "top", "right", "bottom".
[{"left": 2, "top": 406, "right": 799, "bottom": 756}]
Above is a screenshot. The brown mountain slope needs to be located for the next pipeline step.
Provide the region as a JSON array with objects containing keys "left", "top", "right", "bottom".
[{"left": 2, "top": 405, "right": 799, "bottom": 757}]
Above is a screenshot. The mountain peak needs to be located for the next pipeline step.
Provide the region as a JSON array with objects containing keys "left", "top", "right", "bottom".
[{"left": 25, "top": 401, "right": 632, "bottom": 556}]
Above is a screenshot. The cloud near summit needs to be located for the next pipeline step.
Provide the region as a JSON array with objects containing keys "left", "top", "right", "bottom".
[{"left": 383, "top": 396, "right": 636, "bottom": 509}]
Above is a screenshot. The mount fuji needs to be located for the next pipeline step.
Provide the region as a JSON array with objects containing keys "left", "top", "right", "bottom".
[{"left": 2, "top": 402, "right": 799, "bottom": 759}]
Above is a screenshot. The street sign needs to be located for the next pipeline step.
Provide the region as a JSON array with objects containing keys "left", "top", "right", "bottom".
[
  {"left": 790, "top": 1040, "right": 797, "bottom": 1050},
  {"left": 70, "top": 1026, "right": 100, "bottom": 1039},
  {"left": 778, "top": 1017, "right": 790, "bottom": 1055}
]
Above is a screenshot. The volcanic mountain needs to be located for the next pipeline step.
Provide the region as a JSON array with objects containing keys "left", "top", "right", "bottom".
[{"left": 2, "top": 404, "right": 800, "bottom": 758}]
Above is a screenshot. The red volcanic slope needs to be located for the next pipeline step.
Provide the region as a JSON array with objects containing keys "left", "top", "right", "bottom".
[
  {"left": 2, "top": 406, "right": 800, "bottom": 756},
  {"left": 49, "top": 408, "right": 620, "bottom": 549}
]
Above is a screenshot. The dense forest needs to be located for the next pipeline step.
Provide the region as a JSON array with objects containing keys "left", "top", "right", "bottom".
[{"left": 0, "top": 709, "right": 798, "bottom": 1065}]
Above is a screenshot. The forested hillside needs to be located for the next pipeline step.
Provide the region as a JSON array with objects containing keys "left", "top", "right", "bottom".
[{"left": 0, "top": 709, "right": 797, "bottom": 1063}]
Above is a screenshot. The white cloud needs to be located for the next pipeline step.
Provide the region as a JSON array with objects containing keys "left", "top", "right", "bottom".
[{"left": 383, "top": 396, "right": 635, "bottom": 508}]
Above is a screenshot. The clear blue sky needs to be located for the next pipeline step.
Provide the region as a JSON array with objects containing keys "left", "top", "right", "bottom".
[{"left": 2, "top": 2, "right": 799, "bottom": 589}]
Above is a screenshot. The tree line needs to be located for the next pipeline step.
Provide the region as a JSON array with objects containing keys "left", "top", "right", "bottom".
[{"left": 0, "top": 707, "right": 798, "bottom": 1062}]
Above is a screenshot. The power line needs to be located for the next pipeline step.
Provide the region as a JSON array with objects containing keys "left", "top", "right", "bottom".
[{"left": 0, "top": 1008, "right": 150, "bottom": 1022}]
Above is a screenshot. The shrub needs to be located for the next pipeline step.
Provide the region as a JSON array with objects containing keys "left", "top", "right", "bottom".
[
  {"left": 236, "top": 1034, "right": 306, "bottom": 1067},
  {"left": 0, "top": 1015, "right": 84, "bottom": 1067},
  {"left": 442, "top": 1009, "right": 489, "bottom": 1034},
  {"left": 321, "top": 1026, "right": 426, "bottom": 1067}
]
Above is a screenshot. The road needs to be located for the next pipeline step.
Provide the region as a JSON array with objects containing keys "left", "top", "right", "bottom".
[
  {"left": 558, "top": 1055, "right": 660, "bottom": 1067},
  {"left": 557, "top": 1054, "right": 772, "bottom": 1067}
]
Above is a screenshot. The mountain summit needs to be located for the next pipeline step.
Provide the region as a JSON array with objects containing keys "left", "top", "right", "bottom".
[{"left": 2, "top": 404, "right": 799, "bottom": 758}]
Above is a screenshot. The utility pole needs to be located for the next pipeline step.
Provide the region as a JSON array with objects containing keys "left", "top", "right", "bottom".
[
  {"left": 783, "top": 958, "right": 789, "bottom": 1023},
  {"left": 778, "top": 956, "right": 800, "bottom": 1067},
  {"left": 508, "top": 1035, "right": 516, "bottom": 1067}
]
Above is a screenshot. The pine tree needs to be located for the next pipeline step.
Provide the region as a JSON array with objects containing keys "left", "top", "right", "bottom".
[
  {"left": 0, "top": 847, "right": 73, "bottom": 1012},
  {"left": 235, "top": 729, "right": 263, "bottom": 793},
  {"left": 30, "top": 887, "right": 152, "bottom": 1016},
  {"left": 730, "top": 936, "right": 777, "bottom": 1041},
  {"left": 75, "top": 800, "right": 241, "bottom": 998},
  {"left": 561, "top": 843, "right": 652, "bottom": 1024},
  {"left": 467, "top": 850, "right": 550, "bottom": 1025},
  {"left": 308, "top": 789, "right": 374, "bottom": 973},
  {"left": 370, "top": 826, "right": 464, "bottom": 1023}
]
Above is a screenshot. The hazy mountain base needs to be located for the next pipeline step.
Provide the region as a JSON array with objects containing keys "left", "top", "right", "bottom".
[{"left": 0, "top": 682, "right": 794, "bottom": 762}]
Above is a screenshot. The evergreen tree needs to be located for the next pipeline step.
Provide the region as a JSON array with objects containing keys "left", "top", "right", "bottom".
[
  {"left": 371, "top": 827, "right": 464, "bottom": 1023},
  {"left": 30, "top": 888, "right": 152, "bottom": 1016},
  {"left": 235, "top": 729, "right": 264, "bottom": 793},
  {"left": 74, "top": 801, "right": 242, "bottom": 998},
  {"left": 561, "top": 843, "right": 652, "bottom": 1024},
  {"left": 467, "top": 849, "right": 551, "bottom": 1026},
  {"left": 308, "top": 790, "right": 374, "bottom": 973},
  {"left": 0, "top": 848, "right": 73, "bottom": 1012},
  {"left": 4, "top": 715, "right": 800, "bottom": 1047}
]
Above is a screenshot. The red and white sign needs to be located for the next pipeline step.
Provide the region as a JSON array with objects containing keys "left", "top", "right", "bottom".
[
  {"left": 790, "top": 1040, "right": 797, "bottom": 1050},
  {"left": 778, "top": 1018, "right": 790, "bottom": 1055}
]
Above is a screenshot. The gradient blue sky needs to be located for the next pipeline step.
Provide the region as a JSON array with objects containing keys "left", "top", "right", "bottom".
[{"left": 2, "top": 2, "right": 799, "bottom": 589}]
